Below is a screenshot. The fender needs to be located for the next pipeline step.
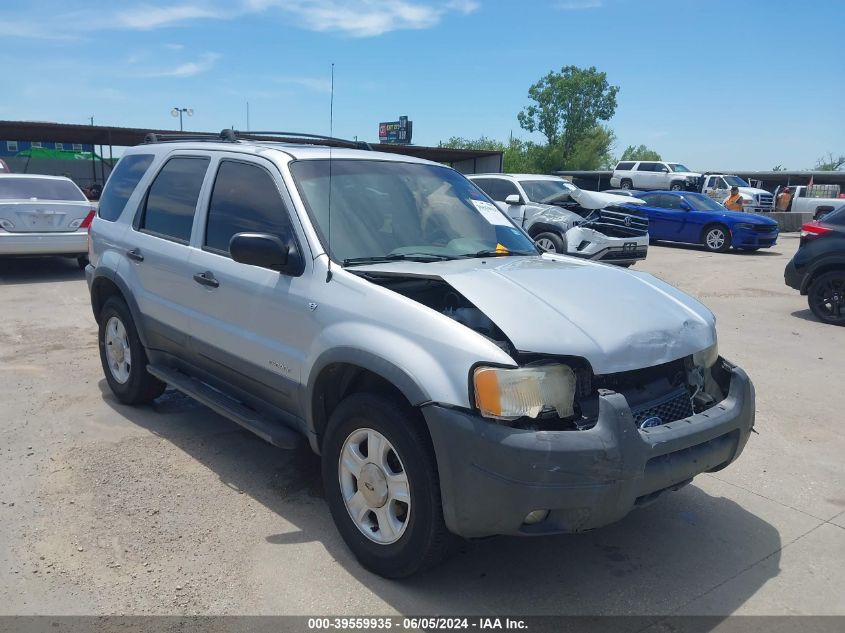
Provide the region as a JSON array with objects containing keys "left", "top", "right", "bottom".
[
  {"left": 801, "top": 253, "right": 845, "bottom": 294},
  {"left": 88, "top": 264, "right": 150, "bottom": 348}
]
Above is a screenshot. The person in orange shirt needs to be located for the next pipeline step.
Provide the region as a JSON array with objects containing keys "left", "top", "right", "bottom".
[
  {"left": 776, "top": 186, "right": 793, "bottom": 211},
  {"left": 723, "top": 186, "right": 744, "bottom": 211}
]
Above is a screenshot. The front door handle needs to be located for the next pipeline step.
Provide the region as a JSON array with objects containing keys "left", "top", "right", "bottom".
[
  {"left": 126, "top": 248, "right": 144, "bottom": 262},
  {"left": 193, "top": 271, "right": 219, "bottom": 288}
]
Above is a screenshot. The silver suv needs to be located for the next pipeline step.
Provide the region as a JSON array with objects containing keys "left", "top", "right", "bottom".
[
  {"left": 611, "top": 160, "right": 702, "bottom": 192},
  {"left": 86, "top": 131, "right": 755, "bottom": 578}
]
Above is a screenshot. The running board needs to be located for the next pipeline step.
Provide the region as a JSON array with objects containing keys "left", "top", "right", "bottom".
[{"left": 146, "top": 365, "right": 301, "bottom": 449}]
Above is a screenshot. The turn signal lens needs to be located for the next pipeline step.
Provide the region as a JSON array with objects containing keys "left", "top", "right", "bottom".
[
  {"left": 800, "top": 222, "right": 832, "bottom": 239},
  {"left": 473, "top": 364, "right": 577, "bottom": 421}
]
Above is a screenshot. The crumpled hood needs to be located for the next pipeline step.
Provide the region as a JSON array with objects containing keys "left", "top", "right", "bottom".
[
  {"left": 568, "top": 188, "right": 645, "bottom": 209},
  {"left": 356, "top": 256, "right": 716, "bottom": 374}
]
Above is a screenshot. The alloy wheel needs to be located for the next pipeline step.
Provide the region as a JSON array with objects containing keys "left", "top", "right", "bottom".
[
  {"left": 536, "top": 237, "right": 557, "bottom": 252},
  {"left": 104, "top": 316, "right": 132, "bottom": 384},
  {"left": 338, "top": 428, "right": 410, "bottom": 544},
  {"left": 706, "top": 228, "right": 726, "bottom": 250}
]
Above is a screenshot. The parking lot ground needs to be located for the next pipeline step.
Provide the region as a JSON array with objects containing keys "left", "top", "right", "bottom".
[{"left": 0, "top": 235, "right": 843, "bottom": 617}]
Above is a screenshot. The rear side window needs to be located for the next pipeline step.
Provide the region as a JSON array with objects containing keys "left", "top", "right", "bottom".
[
  {"left": 204, "top": 160, "right": 294, "bottom": 254},
  {"left": 98, "top": 154, "right": 154, "bottom": 221},
  {"left": 639, "top": 193, "right": 663, "bottom": 206},
  {"left": 139, "top": 157, "right": 209, "bottom": 243},
  {"left": 636, "top": 162, "right": 656, "bottom": 172},
  {"left": 0, "top": 177, "right": 86, "bottom": 201},
  {"left": 615, "top": 162, "right": 635, "bottom": 171}
]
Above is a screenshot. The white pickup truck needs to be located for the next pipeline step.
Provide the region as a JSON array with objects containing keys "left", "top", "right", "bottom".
[
  {"left": 700, "top": 174, "right": 774, "bottom": 213},
  {"left": 775, "top": 184, "right": 844, "bottom": 219}
]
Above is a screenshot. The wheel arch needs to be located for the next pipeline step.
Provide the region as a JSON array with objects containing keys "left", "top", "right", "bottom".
[
  {"left": 306, "top": 349, "right": 431, "bottom": 453},
  {"left": 89, "top": 269, "right": 149, "bottom": 347},
  {"left": 801, "top": 260, "right": 845, "bottom": 294}
]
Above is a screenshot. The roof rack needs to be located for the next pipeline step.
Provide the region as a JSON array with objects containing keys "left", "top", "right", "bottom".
[{"left": 143, "top": 129, "right": 372, "bottom": 150}]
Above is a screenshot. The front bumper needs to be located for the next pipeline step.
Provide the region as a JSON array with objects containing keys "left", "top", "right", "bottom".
[
  {"left": 0, "top": 230, "right": 88, "bottom": 256},
  {"left": 566, "top": 226, "right": 649, "bottom": 265},
  {"left": 731, "top": 228, "right": 779, "bottom": 249},
  {"left": 423, "top": 363, "right": 754, "bottom": 538}
]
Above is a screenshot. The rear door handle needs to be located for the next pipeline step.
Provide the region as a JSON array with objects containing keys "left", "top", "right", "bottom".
[
  {"left": 126, "top": 248, "right": 144, "bottom": 262},
  {"left": 193, "top": 271, "right": 219, "bottom": 288}
]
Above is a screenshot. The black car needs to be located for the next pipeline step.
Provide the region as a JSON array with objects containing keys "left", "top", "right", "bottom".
[{"left": 784, "top": 205, "right": 845, "bottom": 325}]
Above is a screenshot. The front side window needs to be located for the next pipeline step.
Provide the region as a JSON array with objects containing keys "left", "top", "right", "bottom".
[
  {"left": 668, "top": 163, "right": 692, "bottom": 173},
  {"left": 204, "top": 160, "right": 294, "bottom": 254},
  {"left": 519, "top": 179, "right": 575, "bottom": 203},
  {"left": 661, "top": 195, "right": 685, "bottom": 210},
  {"left": 290, "top": 160, "right": 537, "bottom": 264},
  {"left": 139, "top": 156, "right": 209, "bottom": 242},
  {"left": 99, "top": 153, "right": 155, "bottom": 222},
  {"left": 0, "top": 177, "right": 86, "bottom": 201}
]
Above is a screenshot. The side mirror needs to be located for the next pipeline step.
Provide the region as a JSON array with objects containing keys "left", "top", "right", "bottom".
[
  {"left": 504, "top": 194, "right": 522, "bottom": 205},
  {"left": 229, "top": 232, "right": 300, "bottom": 275}
]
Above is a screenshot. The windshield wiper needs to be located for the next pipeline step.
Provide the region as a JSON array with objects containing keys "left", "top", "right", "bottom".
[
  {"left": 459, "top": 249, "right": 537, "bottom": 258},
  {"left": 342, "top": 253, "right": 457, "bottom": 267}
]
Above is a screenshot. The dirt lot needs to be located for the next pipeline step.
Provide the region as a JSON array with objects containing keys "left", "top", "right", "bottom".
[{"left": 0, "top": 235, "right": 843, "bottom": 617}]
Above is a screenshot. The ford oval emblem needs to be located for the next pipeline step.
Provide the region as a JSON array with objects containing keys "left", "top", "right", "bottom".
[{"left": 640, "top": 416, "right": 663, "bottom": 429}]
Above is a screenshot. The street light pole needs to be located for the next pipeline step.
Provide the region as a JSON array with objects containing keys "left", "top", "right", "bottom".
[{"left": 170, "top": 107, "right": 193, "bottom": 131}]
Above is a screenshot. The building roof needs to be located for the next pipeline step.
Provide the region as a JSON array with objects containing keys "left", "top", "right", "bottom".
[{"left": 0, "top": 120, "right": 501, "bottom": 165}]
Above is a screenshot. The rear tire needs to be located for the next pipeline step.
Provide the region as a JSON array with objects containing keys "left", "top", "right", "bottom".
[
  {"left": 807, "top": 271, "right": 845, "bottom": 326},
  {"left": 98, "top": 296, "right": 166, "bottom": 404},
  {"left": 322, "top": 393, "right": 455, "bottom": 578},
  {"left": 620, "top": 179, "right": 633, "bottom": 190},
  {"left": 701, "top": 224, "right": 731, "bottom": 253},
  {"left": 77, "top": 256, "right": 89, "bottom": 269},
  {"left": 533, "top": 231, "right": 566, "bottom": 254}
]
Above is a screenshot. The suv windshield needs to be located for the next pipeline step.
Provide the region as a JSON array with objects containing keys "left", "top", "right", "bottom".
[
  {"left": 723, "top": 175, "right": 750, "bottom": 187},
  {"left": 290, "top": 160, "right": 538, "bottom": 264},
  {"left": 519, "top": 179, "right": 575, "bottom": 203},
  {"left": 668, "top": 163, "right": 692, "bottom": 173},
  {"left": 686, "top": 194, "right": 728, "bottom": 212}
]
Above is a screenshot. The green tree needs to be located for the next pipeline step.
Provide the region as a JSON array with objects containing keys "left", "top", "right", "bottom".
[
  {"left": 772, "top": 164, "right": 786, "bottom": 172},
  {"left": 620, "top": 144, "right": 661, "bottom": 162},
  {"left": 440, "top": 136, "right": 504, "bottom": 152},
  {"left": 814, "top": 152, "right": 845, "bottom": 171},
  {"left": 517, "top": 65, "right": 619, "bottom": 166}
]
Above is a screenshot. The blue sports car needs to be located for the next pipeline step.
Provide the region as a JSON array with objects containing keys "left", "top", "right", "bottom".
[{"left": 629, "top": 191, "right": 779, "bottom": 253}]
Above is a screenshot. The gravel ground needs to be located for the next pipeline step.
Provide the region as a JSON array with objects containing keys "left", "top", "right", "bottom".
[{"left": 0, "top": 235, "right": 843, "bottom": 617}]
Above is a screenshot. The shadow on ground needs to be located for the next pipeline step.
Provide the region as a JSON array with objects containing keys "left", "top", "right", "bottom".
[
  {"left": 100, "top": 381, "right": 781, "bottom": 618},
  {"left": 0, "top": 256, "right": 85, "bottom": 285},
  {"left": 650, "top": 242, "right": 783, "bottom": 257}
]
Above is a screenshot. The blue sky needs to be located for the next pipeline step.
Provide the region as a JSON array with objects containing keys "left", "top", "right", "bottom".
[{"left": 1, "top": 0, "right": 843, "bottom": 170}]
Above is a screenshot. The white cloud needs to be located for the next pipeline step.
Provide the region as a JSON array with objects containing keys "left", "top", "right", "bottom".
[
  {"left": 114, "top": 4, "right": 222, "bottom": 30},
  {"left": 145, "top": 52, "right": 221, "bottom": 77},
  {"left": 556, "top": 0, "right": 603, "bottom": 9}
]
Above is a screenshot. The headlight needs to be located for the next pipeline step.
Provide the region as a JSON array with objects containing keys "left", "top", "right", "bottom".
[
  {"left": 692, "top": 342, "right": 719, "bottom": 369},
  {"left": 733, "top": 223, "right": 756, "bottom": 230},
  {"left": 473, "top": 364, "right": 576, "bottom": 421}
]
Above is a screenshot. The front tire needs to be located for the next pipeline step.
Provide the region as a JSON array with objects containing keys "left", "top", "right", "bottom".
[
  {"left": 702, "top": 224, "right": 731, "bottom": 253},
  {"left": 670, "top": 181, "right": 684, "bottom": 191},
  {"left": 322, "top": 393, "right": 454, "bottom": 578},
  {"left": 98, "top": 297, "right": 166, "bottom": 404},
  {"left": 534, "top": 231, "right": 566, "bottom": 254},
  {"left": 807, "top": 271, "right": 845, "bottom": 326}
]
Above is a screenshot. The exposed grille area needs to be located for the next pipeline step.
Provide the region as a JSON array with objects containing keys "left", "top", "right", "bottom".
[
  {"left": 600, "top": 247, "right": 648, "bottom": 261},
  {"left": 758, "top": 194, "right": 774, "bottom": 208},
  {"left": 752, "top": 224, "right": 778, "bottom": 233},
  {"left": 631, "top": 388, "right": 694, "bottom": 428},
  {"left": 583, "top": 209, "right": 649, "bottom": 238}
]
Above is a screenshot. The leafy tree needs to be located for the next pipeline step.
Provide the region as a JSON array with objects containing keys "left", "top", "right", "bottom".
[
  {"left": 814, "top": 152, "right": 845, "bottom": 171},
  {"left": 440, "top": 136, "right": 504, "bottom": 152},
  {"left": 772, "top": 164, "right": 786, "bottom": 172},
  {"left": 517, "top": 65, "right": 619, "bottom": 166},
  {"left": 620, "top": 144, "right": 661, "bottom": 162}
]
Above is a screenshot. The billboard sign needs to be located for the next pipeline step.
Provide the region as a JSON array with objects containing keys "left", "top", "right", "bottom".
[{"left": 378, "top": 115, "right": 412, "bottom": 144}]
